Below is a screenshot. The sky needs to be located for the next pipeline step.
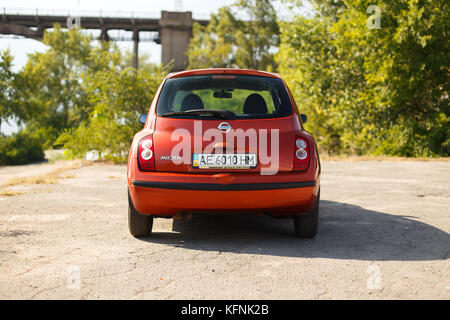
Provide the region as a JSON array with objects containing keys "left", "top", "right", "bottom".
[
  {"left": 0, "top": 0, "right": 239, "bottom": 70},
  {"left": 0, "top": 0, "right": 234, "bottom": 134},
  {"left": 0, "top": 0, "right": 311, "bottom": 134},
  {"left": 0, "top": 0, "right": 312, "bottom": 70}
]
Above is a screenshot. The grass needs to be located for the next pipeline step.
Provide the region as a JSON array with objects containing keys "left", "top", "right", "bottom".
[
  {"left": 60, "top": 173, "right": 76, "bottom": 179},
  {"left": 2, "top": 175, "right": 58, "bottom": 187},
  {"left": 0, "top": 190, "right": 25, "bottom": 197},
  {"left": 0, "top": 160, "right": 91, "bottom": 196}
]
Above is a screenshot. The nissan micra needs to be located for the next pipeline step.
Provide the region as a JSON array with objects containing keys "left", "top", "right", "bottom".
[{"left": 127, "top": 68, "right": 321, "bottom": 238}]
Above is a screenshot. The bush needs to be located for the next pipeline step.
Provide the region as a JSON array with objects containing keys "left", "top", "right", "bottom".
[
  {"left": 277, "top": 0, "right": 449, "bottom": 157},
  {"left": 0, "top": 131, "right": 45, "bottom": 165},
  {"left": 57, "top": 57, "right": 168, "bottom": 163}
]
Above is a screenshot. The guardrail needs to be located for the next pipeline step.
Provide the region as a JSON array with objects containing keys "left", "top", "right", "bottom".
[
  {"left": 0, "top": 30, "right": 160, "bottom": 42},
  {"left": 1, "top": 7, "right": 211, "bottom": 20}
]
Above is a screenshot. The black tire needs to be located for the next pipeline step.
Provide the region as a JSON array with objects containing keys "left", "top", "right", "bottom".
[
  {"left": 128, "top": 191, "right": 153, "bottom": 237},
  {"left": 293, "top": 189, "right": 320, "bottom": 238}
]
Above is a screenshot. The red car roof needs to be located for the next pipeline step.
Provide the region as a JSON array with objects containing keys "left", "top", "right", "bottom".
[{"left": 167, "top": 68, "right": 281, "bottom": 79}]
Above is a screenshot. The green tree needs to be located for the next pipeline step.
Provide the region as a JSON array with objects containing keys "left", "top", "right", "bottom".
[
  {"left": 187, "top": 0, "right": 280, "bottom": 71},
  {"left": 1, "top": 26, "right": 168, "bottom": 164},
  {"left": 57, "top": 48, "right": 168, "bottom": 162},
  {"left": 0, "top": 50, "right": 16, "bottom": 133},
  {"left": 0, "top": 50, "right": 45, "bottom": 165},
  {"left": 278, "top": 0, "right": 449, "bottom": 156},
  {"left": 0, "top": 131, "right": 44, "bottom": 165},
  {"left": 277, "top": 15, "right": 343, "bottom": 153},
  {"left": 15, "top": 25, "right": 96, "bottom": 147}
]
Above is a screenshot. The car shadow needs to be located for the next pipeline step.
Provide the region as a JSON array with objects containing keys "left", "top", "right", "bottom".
[{"left": 137, "top": 200, "right": 449, "bottom": 261}]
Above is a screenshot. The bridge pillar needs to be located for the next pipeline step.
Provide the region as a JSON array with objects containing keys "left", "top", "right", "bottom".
[{"left": 159, "top": 11, "right": 193, "bottom": 72}]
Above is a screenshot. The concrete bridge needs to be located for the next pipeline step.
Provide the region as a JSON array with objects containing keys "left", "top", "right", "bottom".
[{"left": 0, "top": 9, "right": 209, "bottom": 70}]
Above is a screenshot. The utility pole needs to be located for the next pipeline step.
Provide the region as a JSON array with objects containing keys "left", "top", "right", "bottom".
[{"left": 132, "top": 29, "right": 139, "bottom": 69}]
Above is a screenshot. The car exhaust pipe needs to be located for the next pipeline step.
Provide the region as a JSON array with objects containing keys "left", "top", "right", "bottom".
[{"left": 173, "top": 212, "right": 192, "bottom": 221}]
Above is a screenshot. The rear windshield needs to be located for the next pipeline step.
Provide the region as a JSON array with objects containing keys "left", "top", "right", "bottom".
[{"left": 156, "top": 75, "right": 292, "bottom": 119}]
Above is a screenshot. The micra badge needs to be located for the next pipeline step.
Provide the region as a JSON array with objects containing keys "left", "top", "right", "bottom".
[{"left": 160, "top": 155, "right": 182, "bottom": 161}]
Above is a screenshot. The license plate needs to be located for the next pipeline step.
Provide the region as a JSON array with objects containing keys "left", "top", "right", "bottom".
[{"left": 193, "top": 153, "right": 257, "bottom": 169}]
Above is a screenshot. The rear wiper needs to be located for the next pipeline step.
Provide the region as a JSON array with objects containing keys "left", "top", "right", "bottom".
[{"left": 161, "top": 109, "right": 236, "bottom": 119}]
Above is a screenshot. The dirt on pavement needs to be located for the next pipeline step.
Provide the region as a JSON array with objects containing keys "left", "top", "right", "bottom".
[{"left": 0, "top": 160, "right": 449, "bottom": 299}]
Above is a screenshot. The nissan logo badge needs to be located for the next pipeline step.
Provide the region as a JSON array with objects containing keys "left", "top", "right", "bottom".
[{"left": 218, "top": 122, "right": 231, "bottom": 133}]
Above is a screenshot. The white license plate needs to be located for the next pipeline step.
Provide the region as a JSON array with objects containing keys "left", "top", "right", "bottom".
[{"left": 193, "top": 153, "right": 257, "bottom": 169}]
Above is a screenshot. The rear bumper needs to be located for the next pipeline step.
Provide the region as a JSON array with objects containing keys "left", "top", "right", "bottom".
[
  {"left": 129, "top": 180, "right": 318, "bottom": 216},
  {"left": 132, "top": 180, "right": 315, "bottom": 191}
]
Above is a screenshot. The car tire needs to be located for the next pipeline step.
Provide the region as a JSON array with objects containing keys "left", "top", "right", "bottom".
[
  {"left": 128, "top": 190, "right": 153, "bottom": 237},
  {"left": 293, "top": 189, "right": 320, "bottom": 238}
]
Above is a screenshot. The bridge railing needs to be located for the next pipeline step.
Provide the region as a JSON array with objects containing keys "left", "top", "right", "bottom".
[{"left": 1, "top": 7, "right": 211, "bottom": 20}]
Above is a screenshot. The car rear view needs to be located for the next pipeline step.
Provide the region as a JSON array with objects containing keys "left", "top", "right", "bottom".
[{"left": 127, "top": 69, "right": 321, "bottom": 238}]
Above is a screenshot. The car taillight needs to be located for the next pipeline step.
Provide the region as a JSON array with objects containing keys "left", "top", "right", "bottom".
[
  {"left": 138, "top": 136, "right": 155, "bottom": 171},
  {"left": 294, "top": 136, "right": 309, "bottom": 171}
]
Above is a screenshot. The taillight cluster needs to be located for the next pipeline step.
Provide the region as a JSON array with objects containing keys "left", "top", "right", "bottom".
[
  {"left": 138, "top": 136, "right": 155, "bottom": 171},
  {"left": 294, "top": 136, "right": 309, "bottom": 171}
]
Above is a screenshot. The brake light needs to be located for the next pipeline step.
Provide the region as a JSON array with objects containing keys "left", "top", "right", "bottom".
[
  {"left": 294, "top": 136, "right": 309, "bottom": 171},
  {"left": 138, "top": 136, "right": 155, "bottom": 171}
]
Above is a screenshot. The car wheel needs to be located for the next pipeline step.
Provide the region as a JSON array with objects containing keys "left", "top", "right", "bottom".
[
  {"left": 128, "top": 190, "right": 153, "bottom": 237},
  {"left": 293, "top": 189, "right": 320, "bottom": 238}
]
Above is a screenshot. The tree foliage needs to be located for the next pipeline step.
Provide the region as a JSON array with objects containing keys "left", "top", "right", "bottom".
[
  {"left": 0, "top": 50, "right": 16, "bottom": 130},
  {"left": 1, "top": 0, "right": 449, "bottom": 165},
  {"left": 58, "top": 51, "right": 167, "bottom": 162},
  {"left": 278, "top": 0, "right": 449, "bottom": 156},
  {"left": 14, "top": 25, "right": 98, "bottom": 147},
  {"left": 1, "top": 27, "right": 168, "bottom": 164},
  {"left": 187, "top": 0, "right": 280, "bottom": 71},
  {"left": 0, "top": 130, "right": 44, "bottom": 165}
]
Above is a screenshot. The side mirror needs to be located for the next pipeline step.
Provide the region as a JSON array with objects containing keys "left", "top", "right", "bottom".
[
  {"left": 300, "top": 114, "right": 307, "bottom": 124},
  {"left": 138, "top": 114, "right": 147, "bottom": 124}
]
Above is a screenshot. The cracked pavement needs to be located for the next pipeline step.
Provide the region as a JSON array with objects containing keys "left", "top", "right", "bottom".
[{"left": 0, "top": 160, "right": 449, "bottom": 299}]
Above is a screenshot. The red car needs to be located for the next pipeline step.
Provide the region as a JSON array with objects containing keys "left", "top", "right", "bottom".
[{"left": 127, "top": 68, "right": 321, "bottom": 238}]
